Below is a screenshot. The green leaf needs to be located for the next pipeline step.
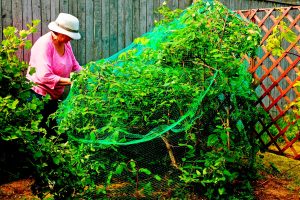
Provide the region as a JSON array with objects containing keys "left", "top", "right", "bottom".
[
  {"left": 41, "top": 163, "right": 48, "bottom": 167},
  {"left": 53, "top": 156, "right": 61, "bottom": 165},
  {"left": 29, "top": 67, "right": 36, "bottom": 75},
  {"left": 3, "top": 26, "right": 16, "bottom": 37},
  {"left": 218, "top": 93, "right": 225, "bottom": 101},
  {"left": 34, "top": 151, "right": 43, "bottom": 158},
  {"left": 5, "top": 135, "right": 19, "bottom": 140},
  {"left": 130, "top": 161, "right": 135, "bottom": 168},
  {"left": 218, "top": 187, "right": 225, "bottom": 195},
  {"left": 19, "top": 30, "right": 27, "bottom": 38},
  {"left": 106, "top": 171, "right": 113, "bottom": 185},
  {"left": 236, "top": 120, "right": 244, "bottom": 132},
  {"left": 32, "top": 19, "right": 41, "bottom": 27},
  {"left": 115, "top": 163, "right": 125, "bottom": 175},
  {"left": 30, "top": 103, "right": 37, "bottom": 110},
  {"left": 283, "top": 30, "right": 297, "bottom": 43},
  {"left": 8, "top": 99, "right": 19, "bottom": 109},
  {"left": 223, "top": 169, "right": 231, "bottom": 177},
  {"left": 90, "top": 132, "right": 96, "bottom": 140},
  {"left": 139, "top": 168, "right": 152, "bottom": 175},
  {"left": 220, "top": 132, "right": 228, "bottom": 146},
  {"left": 24, "top": 40, "right": 32, "bottom": 49},
  {"left": 271, "top": 47, "right": 284, "bottom": 57},
  {"left": 154, "top": 175, "right": 162, "bottom": 181},
  {"left": 207, "top": 134, "right": 218, "bottom": 146}
]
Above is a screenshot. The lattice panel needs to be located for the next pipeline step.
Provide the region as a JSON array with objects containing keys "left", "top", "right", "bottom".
[{"left": 236, "top": 6, "right": 300, "bottom": 159}]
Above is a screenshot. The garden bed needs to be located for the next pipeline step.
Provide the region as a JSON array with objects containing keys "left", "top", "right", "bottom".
[{"left": 1, "top": 152, "right": 299, "bottom": 200}]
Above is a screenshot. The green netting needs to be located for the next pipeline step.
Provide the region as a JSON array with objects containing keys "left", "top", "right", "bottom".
[
  {"left": 48, "top": 0, "right": 264, "bottom": 198},
  {"left": 57, "top": 0, "right": 260, "bottom": 146}
]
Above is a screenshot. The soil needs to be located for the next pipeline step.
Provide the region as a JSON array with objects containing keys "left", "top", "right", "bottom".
[
  {"left": 0, "top": 152, "right": 300, "bottom": 199},
  {"left": 0, "top": 178, "right": 38, "bottom": 200},
  {"left": 253, "top": 152, "right": 300, "bottom": 200},
  {"left": 254, "top": 175, "right": 300, "bottom": 200}
]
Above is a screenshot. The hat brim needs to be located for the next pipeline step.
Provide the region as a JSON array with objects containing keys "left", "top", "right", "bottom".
[{"left": 48, "top": 22, "right": 81, "bottom": 40}]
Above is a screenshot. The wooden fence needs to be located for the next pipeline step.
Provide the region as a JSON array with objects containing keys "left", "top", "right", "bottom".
[
  {"left": 1, "top": 0, "right": 299, "bottom": 65},
  {"left": 238, "top": 6, "right": 300, "bottom": 159},
  {"left": 0, "top": 0, "right": 193, "bottom": 65}
]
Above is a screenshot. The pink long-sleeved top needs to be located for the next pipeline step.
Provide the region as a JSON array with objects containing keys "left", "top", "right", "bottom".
[{"left": 27, "top": 32, "right": 82, "bottom": 100}]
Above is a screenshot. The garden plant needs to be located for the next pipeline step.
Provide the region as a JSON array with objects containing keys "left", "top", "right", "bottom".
[{"left": 0, "top": 19, "right": 46, "bottom": 182}]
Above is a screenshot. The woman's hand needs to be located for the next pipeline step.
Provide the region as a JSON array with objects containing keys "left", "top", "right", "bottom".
[{"left": 58, "top": 77, "right": 72, "bottom": 86}]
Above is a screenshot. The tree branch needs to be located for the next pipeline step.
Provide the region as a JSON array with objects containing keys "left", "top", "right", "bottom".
[{"left": 162, "top": 136, "right": 179, "bottom": 169}]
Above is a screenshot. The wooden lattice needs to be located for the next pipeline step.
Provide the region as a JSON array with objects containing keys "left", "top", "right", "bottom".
[{"left": 237, "top": 6, "right": 300, "bottom": 159}]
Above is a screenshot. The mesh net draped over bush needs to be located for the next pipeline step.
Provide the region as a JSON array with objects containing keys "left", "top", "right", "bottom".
[
  {"left": 53, "top": 0, "right": 263, "bottom": 198},
  {"left": 57, "top": 0, "right": 260, "bottom": 146}
]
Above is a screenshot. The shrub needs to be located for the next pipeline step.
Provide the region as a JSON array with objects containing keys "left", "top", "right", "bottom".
[
  {"left": 52, "top": 0, "right": 264, "bottom": 199},
  {"left": 0, "top": 20, "right": 47, "bottom": 182}
]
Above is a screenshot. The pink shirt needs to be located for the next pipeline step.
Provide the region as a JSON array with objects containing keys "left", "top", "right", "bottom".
[{"left": 27, "top": 32, "right": 82, "bottom": 100}]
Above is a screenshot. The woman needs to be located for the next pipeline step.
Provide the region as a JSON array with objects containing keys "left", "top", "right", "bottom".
[{"left": 27, "top": 13, "right": 82, "bottom": 134}]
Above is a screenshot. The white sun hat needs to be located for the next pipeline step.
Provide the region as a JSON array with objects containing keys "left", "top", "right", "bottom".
[{"left": 48, "top": 13, "right": 81, "bottom": 40}]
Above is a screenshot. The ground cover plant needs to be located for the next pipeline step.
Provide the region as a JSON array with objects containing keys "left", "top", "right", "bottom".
[{"left": 1, "top": 0, "right": 268, "bottom": 199}]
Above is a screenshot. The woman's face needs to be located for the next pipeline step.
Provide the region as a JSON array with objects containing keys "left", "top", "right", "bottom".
[{"left": 55, "top": 32, "right": 72, "bottom": 43}]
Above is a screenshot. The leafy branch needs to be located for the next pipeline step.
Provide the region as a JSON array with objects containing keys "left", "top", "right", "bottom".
[{"left": 265, "top": 21, "right": 299, "bottom": 57}]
